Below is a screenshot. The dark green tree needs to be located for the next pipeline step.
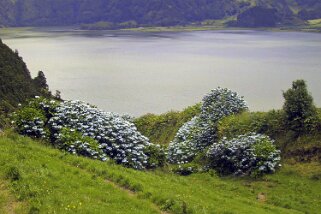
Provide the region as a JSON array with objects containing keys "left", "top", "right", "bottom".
[
  {"left": 34, "top": 71, "right": 48, "bottom": 90},
  {"left": 283, "top": 80, "right": 319, "bottom": 134}
]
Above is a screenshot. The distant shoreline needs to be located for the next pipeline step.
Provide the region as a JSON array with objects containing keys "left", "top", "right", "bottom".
[
  {"left": 1, "top": 25, "right": 320, "bottom": 35},
  {"left": 121, "top": 25, "right": 321, "bottom": 34}
]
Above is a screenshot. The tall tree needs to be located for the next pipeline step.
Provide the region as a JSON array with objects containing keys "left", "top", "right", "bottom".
[{"left": 283, "top": 80, "right": 319, "bottom": 134}]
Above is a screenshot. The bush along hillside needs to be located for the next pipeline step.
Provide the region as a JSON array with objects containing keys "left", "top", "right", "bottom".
[
  {"left": 217, "top": 80, "right": 321, "bottom": 162},
  {"left": 137, "top": 80, "right": 319, "bottom": 176},
  {"left": 11, "top": 79, "right": 320, "bottom": 177},
  {"left": 0, "top": 39, "right": 51, "bottom": 128},
  {"left": 4, "top": 79, "right": 321, "bottom": 213},
  {"left": 12, "top": 98, "right": 166, "bottom": 170},
  {"left": 168, "top": 88, "right": 248, "bottom": 164}
]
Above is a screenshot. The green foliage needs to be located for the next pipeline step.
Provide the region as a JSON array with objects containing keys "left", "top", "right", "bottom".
[
  {"left": 0, "top": 40, "right": 49, "bottom": 110},
  {"left": 281, "top": 134, "right": 321, "bottom": 162},
  {"left": 12, "top": 97, "right": 58, "bottom": 138},
  {"left": 218, "top": 110, "right": 286, "bottom": 139},
  {"left": 283, "top": 80, "right": 319, "bottom": 135},
  {"left": 33, "top": 71, "right": 48, "bottom": 91},
  {"left": 0, "top": 40, "right": 51, "bottom": 130},
  {"left": 134, "top": 104, "right": 201, "bottom": 145},
  {"left": 206, "top": 134, "right": 281, "bottom": 176},
  {"left": 12, "top": 107, "right": 47, "bottom": 138},
  {"left": 143, "top": 144, "right": 166, "bottom": 169},
  {"left": 168, "top": 87, "right": 248, "bottom": 164},
  {"left": 57, "top": 128, "right": 107, "bottom": 161},
  {"left": 1, "top": 132, "right": 321, "bottom": 213}
]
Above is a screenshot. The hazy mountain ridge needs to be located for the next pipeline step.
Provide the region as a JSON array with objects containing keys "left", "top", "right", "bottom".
[{"left": 0, "top": 0, "right": 320, "bottom": 28}]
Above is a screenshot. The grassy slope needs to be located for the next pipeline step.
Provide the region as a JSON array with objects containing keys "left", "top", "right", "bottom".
[
  {"left": 0, "top": 131, "right": 320, "bottom": 214},
  {"left": 0, "top": 132, "right": 160, "bottom": 214}
]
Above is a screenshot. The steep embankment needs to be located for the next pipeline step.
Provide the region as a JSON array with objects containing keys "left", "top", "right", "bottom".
[
  {"left": 0, "top": 131, "right": 320, "bottom": 214},
  {"left": 0, "top": 39, "right": 49, "bottom": 126}
]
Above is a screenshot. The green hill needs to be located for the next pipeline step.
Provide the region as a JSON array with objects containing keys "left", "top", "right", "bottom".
[
  {"left": 0, "top": 39, "right": 50, "bottom": 127},
  {"left": 0, "top": 131, "right": 320, "bottom": 214},
  {"left": 0, "top": 0, "right": 321, "bottom": 28}
]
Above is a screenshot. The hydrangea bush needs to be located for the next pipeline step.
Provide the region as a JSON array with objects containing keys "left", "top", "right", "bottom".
[
  {"left": 47, "top": 100, "right": 154, "bottom": 169},
  {"left": 206, "top": 133, "right": 281, "bottom": 176},
  {"left": 168, "top": 88, "right": 248, "bottom": 164},
  {"left": 13, "top": 98, "right": 162, "bottom": 170},
  {"left": 167, "top": 116, "right": 202, "bottom": 164},
  {"left": 12, "top": 107, "right": 47, "bottom": 138},
  {"left": 12, "top": 97, "right": 57, "bottom": 138},
  {"left": 56, "top": 128, "right": 108, "bottom": 161}
]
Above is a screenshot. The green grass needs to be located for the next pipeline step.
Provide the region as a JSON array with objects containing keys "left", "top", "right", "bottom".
[
  {"left": 0, "top": 131, "right": 160, "bottom": 214},
  {"left": 0, "top": 131, "right": 320, "bottom": 213}
]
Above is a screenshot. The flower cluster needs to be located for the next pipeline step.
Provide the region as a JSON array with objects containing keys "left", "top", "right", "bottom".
[
  {"left": 12, "top": 98, "right": 161, "bottom": 170},
  {"left": 168, "top": 88, "right": 248, "bottom": 164},
  {"left": 167, "top": 116, "right": 202, "bottom": 164},
  {"left": 206, "top": 133, "right": 281, "bottom": 176},
  {"left": 12, "top": 97, "right": 58, "bottom": 139},
  {"left": 57, "top": 128, "right": 108, "bottom": 161},
  {"left": 12, "top": 107, "right": 47, "bottom": 138},
  {"left": 48, "top": 100, "right": 152, "bottom": 169}
]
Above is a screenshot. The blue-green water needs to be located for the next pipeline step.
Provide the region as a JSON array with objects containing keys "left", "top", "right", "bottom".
[{"left": 1, "top": 28, "right": 321, "bottom": 116}]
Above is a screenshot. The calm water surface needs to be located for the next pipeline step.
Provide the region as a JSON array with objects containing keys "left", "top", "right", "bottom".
[{"left": 1, "top": 28, "right": 321, "bottom": 116}]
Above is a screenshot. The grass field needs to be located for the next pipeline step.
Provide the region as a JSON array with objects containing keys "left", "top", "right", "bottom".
[{"left": 0, "top": 131, "right": 320, "bottom": 214}]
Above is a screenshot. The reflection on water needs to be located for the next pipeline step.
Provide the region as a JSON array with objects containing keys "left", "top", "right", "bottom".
[{"left": 1, "top": 28, "right": 321, "bottom": 116}]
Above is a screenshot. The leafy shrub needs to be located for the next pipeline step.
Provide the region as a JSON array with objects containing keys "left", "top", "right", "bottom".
[
  {"left": 13, "top": 98, "right": 162, "bottom": 170},
  {"left": 143, "top": 144, "right": 167, "bottom": 168},
  {"left": 218, "top": 110, "right": 286, "bottom": 139},
  {"left": 47, "top": 100, "right": 154, "bottom": 169},
  {"left": 167, "top": 116, "right": 202, "bottom": 164},
  {"left": 12, "top": 107, "right": 47, "bottom": 138},
  {"left": 283, "top": 80, "right": 319, "bottom": 134},
  {"left": 206, "top": 133, "right": 281, "bottom": 176},
  {"left": 134, "top": 104, "right": 201, "bottom": 145},
  {"left": 56, "top": 128, "right": 108, "bottom": 161},
  {"left": 168, "top": 88, "right": 248, "bottom": 164},
  {"left": 12, "top": 97, "right": 58, "bottom": 138}
]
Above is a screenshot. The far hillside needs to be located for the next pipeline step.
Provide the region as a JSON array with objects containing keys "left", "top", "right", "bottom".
[{"left": 0, "top": 0, "right": 321, "bottom": 29}]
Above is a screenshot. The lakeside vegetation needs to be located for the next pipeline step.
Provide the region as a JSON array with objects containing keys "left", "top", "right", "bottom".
[
  {"left": 0, "top": 30, "right": 320, "bottom": 213},
  {"left": 2, "top": 77, "right": 320, "bottom": 213}
]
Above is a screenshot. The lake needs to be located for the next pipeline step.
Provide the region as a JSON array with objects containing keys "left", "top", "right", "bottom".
[{"left": 1, "top": 28, "right": 321, "bottom": 116}]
